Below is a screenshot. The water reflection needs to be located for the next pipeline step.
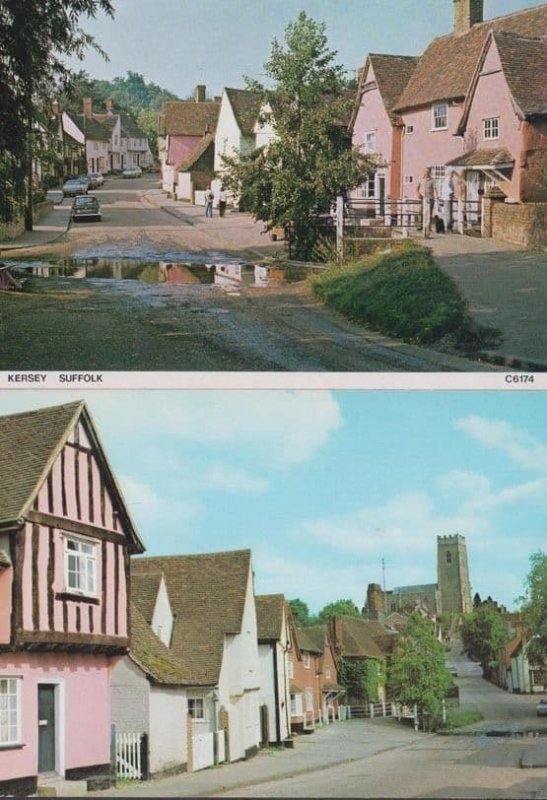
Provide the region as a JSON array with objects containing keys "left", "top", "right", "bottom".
[{"left": 11, "top": 257, "right": 315, "bottom": 287}]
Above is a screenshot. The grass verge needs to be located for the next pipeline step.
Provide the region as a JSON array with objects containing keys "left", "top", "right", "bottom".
[
  {"left": 440, "top": 710, "right": 484, "bottom": 731},
  {"left": 309, "top": 243, "right": 501, "bottom": 352}
]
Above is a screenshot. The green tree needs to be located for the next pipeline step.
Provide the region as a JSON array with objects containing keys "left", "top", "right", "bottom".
[
  {"left": 517, "top": 550, "right": 547, "bottom": 667},
  {"left": 0, "top": 0, "right": 113, "bottom": 227},
  {"left": 338, "top": 656, "right": 386, "bottom": 703},
  {"left": 317, "top": 599, "right": 361, "bottom": 622},
  {"left": 289, "top": 598, "right": 313, "bottom": 627},
  {"left": 461, "top": 606, "right": 508, "bottom": 679},
  {"left": 221, "top": 12, "right": 376, "bottom": 260},
  {"left": 389, "top": 613, "right": 452, "bottom": 731}
]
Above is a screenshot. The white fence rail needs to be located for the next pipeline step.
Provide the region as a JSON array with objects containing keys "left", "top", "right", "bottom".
[{"left": 115, "top": 732, "right": 143, "bottom": 779}]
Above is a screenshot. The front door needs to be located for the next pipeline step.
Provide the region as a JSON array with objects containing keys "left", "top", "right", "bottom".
[{"left": 38, "top": 685, "right": 56, "bottom": 773}]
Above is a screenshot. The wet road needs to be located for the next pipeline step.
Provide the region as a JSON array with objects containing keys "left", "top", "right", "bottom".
[{"left": 0, "top": 177, "right": 498, "bottom": 372}]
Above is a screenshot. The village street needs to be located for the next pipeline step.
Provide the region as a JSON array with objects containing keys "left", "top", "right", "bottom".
[
  {"left": 2, "top": 174, "right": 542, "bottom": 372},
  {"left": 97, "top": 644, "right": 546, "bottom": 800}
]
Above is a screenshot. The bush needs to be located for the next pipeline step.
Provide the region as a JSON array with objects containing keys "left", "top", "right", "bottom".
[
  {"left": 441, "top": 710, "right": 483, "bottom": 730},
  {"left": 310, "top": 244, "right": 500, "bottom": 349}
]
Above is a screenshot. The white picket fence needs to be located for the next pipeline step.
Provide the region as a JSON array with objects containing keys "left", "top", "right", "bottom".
[{"left": 115, "top": 732, "right": 143, "bottom": 779}]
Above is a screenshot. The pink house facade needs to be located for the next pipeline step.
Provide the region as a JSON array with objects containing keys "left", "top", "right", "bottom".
[{"left": 0, "top": 402, "right": 144, "bottom": 795}]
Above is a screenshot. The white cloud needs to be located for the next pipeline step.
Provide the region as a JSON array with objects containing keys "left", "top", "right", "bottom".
[
  {"left": 202, "top": 464, "right": 269, "bottom": 494},
  {"left": 454, "top": 415, "right": 547, "bottom": 472},
  {"left": 437, "top": 470, "right": 491, "bottom": 496},
  {"left": 119, "top": 474, "right": 202, "bottom": 524}
]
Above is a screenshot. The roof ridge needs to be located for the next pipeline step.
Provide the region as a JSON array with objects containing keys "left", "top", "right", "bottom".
[{"left": 0, "top": 400, "right": 83, "bottom": 422}]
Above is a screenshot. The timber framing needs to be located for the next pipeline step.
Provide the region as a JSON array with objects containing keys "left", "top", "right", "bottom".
[{"left": 26, "top": 510, "right": 126, "bottom": 545}]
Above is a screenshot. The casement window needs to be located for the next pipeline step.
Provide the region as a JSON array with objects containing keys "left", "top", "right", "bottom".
[
  {"left": 0, "top": 678, "right": 21, "bottom": 746},
  {"left": 188, "top": 698, "right": 204, "bottom": 720},
  {"left": 430, "top": 165, "right": 446, "bottom": 195},
  {"left": 483, "top": 117, "right": 499, "bottom": 140},
  {"left": 303, "top": 652, "right": 311, "bottom": 669},
  {"left": 404, "top": 175, "right": 413, "bottom": 185},
  {"left": 305, "top": 687, "right": 314, "bottom": 712},
  {"left": 64, "top": 536, "right": 97, "bottom": 596},
  {"left": 361, "top": 177, "right": 376, "bottom": 199},
  {"left": 287, "top": 659, "right": 294, "bottom": 679},
  {"left": 363, "top": 131, "right": 377, "bottom": 153},
  {"left": 432, "top": 103, "right": 448, "bottom": 130}
]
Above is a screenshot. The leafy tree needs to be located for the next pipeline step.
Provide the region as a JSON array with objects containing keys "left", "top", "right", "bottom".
[
  {"left": 461, "top": 606, "right": 508, "bottom": 679},
  {"left": 338, "top": 656, "right": 386, "bottom": 703},
  {"left": 221, "top": 12, "right": 376, "bottom": 260},
  {"left": 317, "top": 599, "right": 361, "bottom": 622},
  {"left": 517, "top": 550, "right": 547, "bottom": 667},
  {"left": 0, "top": 0, "right": 113, "bottom": 227},
  {"left": 389, "top": 613, "right": 452, "bottom": 731},
  {"left": 289, "top": 598, "right": 313, "bottom": 627}
]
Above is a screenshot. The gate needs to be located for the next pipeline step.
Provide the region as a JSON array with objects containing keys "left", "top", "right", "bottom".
[
  {"left": 115, "top": 731, "right": 147, "bottom": 779},
  {"left": 192, "top": 732, "right": 215, "bottom": 772}
]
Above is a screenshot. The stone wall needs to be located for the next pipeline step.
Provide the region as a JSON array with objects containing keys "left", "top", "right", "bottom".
[
  {"left": 492, "top": 202, "right": 546, "bottom": 248},
  {"left": 0, "top": 200, "right": 54, "bottom": 243}
]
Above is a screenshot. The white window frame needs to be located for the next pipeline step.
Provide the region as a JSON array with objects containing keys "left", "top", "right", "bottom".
[
  {"left": 63, "top": 534, "right": 97, "bottom": 597},
  {"left": 188, "top": 697, "right": 205, "bottom": 720},
  {"left": 430, "top": 165, "right": 446, "bottom": 196},
  {"left": 0, "top": 677, "right": 21, "bottom": 746},
  {"left": 363, "top": 131, "right": 377, "bottom": 154},
  {"left": 483, "top": 117, "right": 499, "bottom": 140},
  {"left": 303, "top": 652, "right": 311, "bottom": 669},
  {"left": 305, "top": 687, "right": 314, "bottom": 712},
  {"left": 325, "top": 665, "right": 331, "bottom": 679},
  {"left": 287, "top": 659, "right": 294, "bottom": 679},
  {"left": 432, "top": 103, "right": 448, "bottom": 130},
  {"left": 405, "top": 124, "right": 414, "bottom": 134},
  {"left": 290, "top": 693, "right": 297, "bottom": 716}
]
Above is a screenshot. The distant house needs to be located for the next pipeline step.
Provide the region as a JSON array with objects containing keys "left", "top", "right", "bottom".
[
  {"left": 0, "top": 402, "right": 145, "bottom": 796},
  {"left": 329, "top": 616, "right": 396, "bottom": 705},
  {"left": 255, "top": 594, "right": 292, "bottom": 746},
  {"left": 159, "top": 88, "right": 220, "bottom": 196},
  {"left": 76, "top": 98, "right": 111, "bottom": 175},
  {"left": 214, "top": 88, "right": 263, "bottom": 174},
  {"left": 288, "top": 624, "right": 342, "bottom": 732},
  {"left": 57, "top": 111, "right": 86, "bottom": 177},
  {"left": 131, "top": 549, "right": 261, "bottom": 767},
  {"left": 498, "top": 616, "right": 545, "bottom": 694},
  {"left": 350, "top": 54, "right": 419, "bottom": 203}
]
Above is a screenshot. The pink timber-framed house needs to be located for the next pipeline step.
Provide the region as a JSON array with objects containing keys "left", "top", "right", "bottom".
[{"left": 0, "top": 402, "right": 145, "bottom": 796}]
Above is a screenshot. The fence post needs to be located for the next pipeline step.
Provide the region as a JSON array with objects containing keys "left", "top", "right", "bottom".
[
  {"left": 382, "top": 701, "right": 386, "bottom": 717},
  {"left": 369, "top": 703, "right": 374, "bottom": 719},
  {"left": 336, "top": 195, "right": 344, "bottom": 264},
  {"left": 402, "top": 199, "right": 408, "bottom": 238},
  {"left": 413, "top": 704, "right": 419, "bottom": 732}
]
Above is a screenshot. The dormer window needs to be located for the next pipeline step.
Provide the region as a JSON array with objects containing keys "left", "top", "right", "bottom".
[
  {"left": 64, "top": 536, "right": 97, "bottom": 596},
  {"left": 432, "top": 103, "right": 448, "bottom": 130}
]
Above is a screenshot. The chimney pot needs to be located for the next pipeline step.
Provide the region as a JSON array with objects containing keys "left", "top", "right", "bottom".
[
  {"left": 194, "top": 84, "right": 206, "bottom": 103},
  {"left": 453, "top": 0, "right": 484, "bottom": 35}
]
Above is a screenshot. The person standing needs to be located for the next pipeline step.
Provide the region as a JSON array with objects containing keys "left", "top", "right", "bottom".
[
  {"left": 417, "top": 167, "right": 435, "bottom": 238},
  {"left": 218, "top": 186, "right": 227, "bottom": 218},
  {"left": 205, "top": 186, "right": 214, "bottom": 218},
  {"left": 439, "top": 171, "right": 455, "bottom": 232}
]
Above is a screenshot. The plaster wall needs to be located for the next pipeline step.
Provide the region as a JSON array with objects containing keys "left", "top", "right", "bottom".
[{"left": 149, "top": 686, "right": 188, "bottom": 775}]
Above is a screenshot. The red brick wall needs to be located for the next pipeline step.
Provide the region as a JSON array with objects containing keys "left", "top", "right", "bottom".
[{"left": 492, "top": 202, "right": 546, "bottom": 248}]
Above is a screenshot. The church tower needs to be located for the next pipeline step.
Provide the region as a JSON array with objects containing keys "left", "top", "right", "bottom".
[
  {"left": 453, "top": 0, "right": 484, "bottom": 35},
  {"left": 437, "top": 534, "right": 472, "bottom": 614}
]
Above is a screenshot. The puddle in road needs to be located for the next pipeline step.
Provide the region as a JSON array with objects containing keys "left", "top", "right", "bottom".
[{"left": 8, "top": 257, "right": 314, "bottom": 290}]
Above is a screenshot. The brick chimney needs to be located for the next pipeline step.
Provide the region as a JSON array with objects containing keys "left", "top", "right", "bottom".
[
  {"left": 453, "top": 0, "right": 484, "bottom": 35},
  {"left": 194, "top": 84, "right": 206, "bottom": 103},
  {"left": 83, "top": 97, "right": 93, "bottom": 118},
  {"left": 105, "top": 98, "right": 114, "bottom": 114}
]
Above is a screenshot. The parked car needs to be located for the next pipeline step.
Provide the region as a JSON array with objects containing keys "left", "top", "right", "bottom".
[
  {"left": 86, "top": 172, "right": 104, "bottom": 189},
  {"left": 71, "top": 195, "right": 101, "bottom": 222},
  {"left": 77, "top": 175, "right": 92, "bottom": 191},
  {"left": 537, "top": 698, "right": 547, "bottom": 717},
  {"left": 122, "top": 166, "right": 142, "bottom": 178},
  {"left": 62, "top": 178, "right": 87, "bottom": 197}
]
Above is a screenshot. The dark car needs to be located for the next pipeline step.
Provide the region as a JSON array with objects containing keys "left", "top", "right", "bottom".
[
  {"left": 537, "top": 698, "right": 547, "bottom": 717},
  {"left": 62, "top": 178, "right": 87, "bottom": 197},
  {"left": 71, "top": 195, "right": 101, "bottom": 222}
]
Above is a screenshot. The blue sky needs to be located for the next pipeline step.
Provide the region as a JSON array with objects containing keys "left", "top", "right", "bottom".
[
  {"left": 1, "top": 390, "right": 544, "bottom": 614},
  {"left": 66, "top": 0, "right": 545, "bottom": 98}
]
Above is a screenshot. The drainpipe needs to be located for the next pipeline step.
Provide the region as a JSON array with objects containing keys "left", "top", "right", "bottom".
[{"left": 272, "top": 645, "right": 281, "bottom": 743}]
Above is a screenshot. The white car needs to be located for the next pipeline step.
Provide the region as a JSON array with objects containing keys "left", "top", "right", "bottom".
[{"left": 122, "top": 166, "right": 142, "bottom": 179}]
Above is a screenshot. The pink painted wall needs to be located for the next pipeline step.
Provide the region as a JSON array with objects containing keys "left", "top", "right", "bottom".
[
  {"left": 168, "top": 135, "right": 201, "bottom": 168},
  {"left": 0, "top": 652, "right": 112, "bottom": 781},
  {"left": 463, "top": 40, "right": 522, "bottom": 201},
  {"left": 351, "top": 64, "right": 394, "bottom": 197},
  {"left": 401, "top": 103, "right": 465, "bottom": 198}
]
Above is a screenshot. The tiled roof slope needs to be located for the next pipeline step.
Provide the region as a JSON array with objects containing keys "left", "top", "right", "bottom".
[
  {"left": 119, "top": 113, "right": 147, "bottom": 140},
  {"left": 0, "top": 402, "right": 145, "bottom": 552},
  {"left": 494, "top": 32, "right": 547, "bottom": 118},
  {"left": 177, "top": 133, "right": 214, "bottom": 171},
  {"left": 130, "top": 603, "right": 191, "bottom": 685},
  {"left": 131, "top": 549, "right": 251, "bottom": 685},
  {"left": 295, "top": 625, "right": 324, "bottom": 655},
  {"left": 0, "top": 402, "right": 83, "bottom": 525},
  {"left": 75, "top": 115, "right": 110, "bottom": 141},
  {"left": 225, "top": 88, "right": 263, "bottom": 136},
  {"left": 332, "top": 616, "right": 393, "bottom": 658},
  {"left": 131, "top": 572, "right": 163, "bottom": 624},
  {"left": 395, "top": 5, "right": 547, "bottom": 110},
  {"left": 161, "top": 100, "right": 220, "bottom": 137},
  {"left": 256, "top": 594, "right": 285, "bottom": 641},
  {"left": 369, "top": 54, "right": 420, "bottom": 123}
]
